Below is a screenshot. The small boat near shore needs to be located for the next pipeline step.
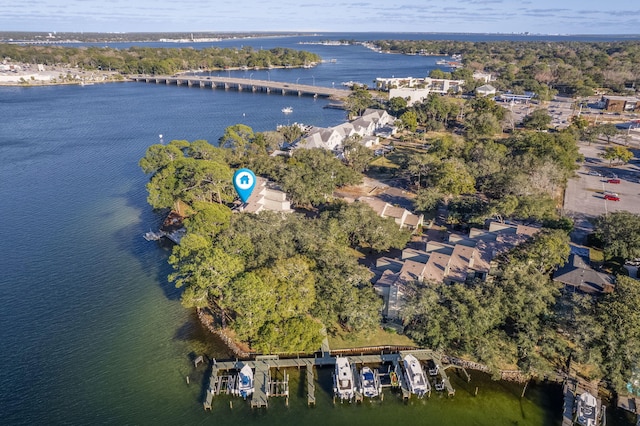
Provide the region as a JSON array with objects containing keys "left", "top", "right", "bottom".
[
  {"left": 333, "top": 356, "right": 355, "bottom": 402},
  {"left": 143, "top": 230, "right": 164, "bottom": 241},
  {"left": 281, "top": 106, "right": 293, "bottom": 114},
  {"left": 402, "top": 354, "right": 430, "bottom": 398},
  {"left": 237, "top": 364, "right": 254, "bottom": 399},
  {"left": 574, "top": 391, "right": 599, "bottom": 426},
  {"left": 359, "top": 366, "right": 382, "bottom": 398}
]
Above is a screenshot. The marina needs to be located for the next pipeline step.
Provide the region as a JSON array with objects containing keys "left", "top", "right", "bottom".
[{"left": 202, "top": 349, "right": 457, "bottom": 410}]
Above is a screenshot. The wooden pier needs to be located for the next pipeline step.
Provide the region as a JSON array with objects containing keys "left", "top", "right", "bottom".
[
  {"left": 561, "top": 375, "right": 602, "bottom": 426},
  {"left": 202, "top": 349, "right": 457, "bottom": 410},
  {"left": 251, "top": 358, "right": 271, "bottom": 408}
]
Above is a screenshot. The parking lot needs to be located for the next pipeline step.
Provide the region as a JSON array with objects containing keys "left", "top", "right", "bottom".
[{"left": 563, "top": 142, "right": 640, "bottom": 241}]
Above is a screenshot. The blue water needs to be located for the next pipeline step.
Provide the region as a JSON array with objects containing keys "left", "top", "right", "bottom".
[{"left": 1, "top": 35, "right": 628, "bottom": 425}]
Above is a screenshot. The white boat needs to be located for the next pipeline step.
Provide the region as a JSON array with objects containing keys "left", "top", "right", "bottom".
[
  {"left": 359, "top": 366, "right": 382, "bottom": 398},
  {"left": 575, "top": 391, "right": 598, "bottom": 426},
  {"left": 237, "top": 364, "right": 254, "bottom": 399},
  {"left": 333, "top": 356, "right": 355, "bottom": 401},
  {"left": 281, "top": 106, "right": 293, "bottom": 114},
  {"left": 402, "top": 354, "right": 430, "bottom": 397}
]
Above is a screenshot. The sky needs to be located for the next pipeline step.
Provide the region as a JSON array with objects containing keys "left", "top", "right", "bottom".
[{"left": 2, "top": 0, "right": 639, "bottom": 35}]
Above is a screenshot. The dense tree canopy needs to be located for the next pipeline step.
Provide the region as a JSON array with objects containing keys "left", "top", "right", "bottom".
[
  {"left": 374, "top": 40, "right": 640, "bottom": 95},
  {"left": 0, "top": 44, "right": 321, "bottom": 75}
]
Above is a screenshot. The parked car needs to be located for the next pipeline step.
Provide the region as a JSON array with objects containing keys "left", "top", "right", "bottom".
[
  {"left": 604, "top": 194, "right": 620, "bottom": 201},
  {"left": 604, "top": 191, "right": 619, "bottom": 197},
  {"left": 588, "top": 171, "right": 603, "bottom": 177},
  {"left": 608, "top": 179, "right": 621, "bottom": 184}
]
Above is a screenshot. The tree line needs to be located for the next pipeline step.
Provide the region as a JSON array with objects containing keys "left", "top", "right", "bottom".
[
  {"left": 374, "top": 39, "right": 640, "bottom": 98},
  {"left": 0, "top": 44, "right": 321, "bottom": 75}
]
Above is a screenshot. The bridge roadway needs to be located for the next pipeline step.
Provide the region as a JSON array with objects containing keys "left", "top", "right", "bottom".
[{"left": 129, "top": 75, "right": 350, "bottom": 99}]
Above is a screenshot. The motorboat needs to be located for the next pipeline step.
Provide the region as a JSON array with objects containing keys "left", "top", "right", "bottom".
[
  {"left": 333, "top": 356, "right": 355, "bottom": 401},
  {"left": 281, "top": 106, "right": 293, "bottom": 114},
  {"left": 237, "top": 364, "right": 254, "bottom": 399},
  {"left": 575, "top": 391, "right": 598, "bottom": 426},
  {"left": 359, "top": 366, "right": 382, "bottom": 398},
  {"left": 402, "top": 354, "right": 430, "bottom": 397}
]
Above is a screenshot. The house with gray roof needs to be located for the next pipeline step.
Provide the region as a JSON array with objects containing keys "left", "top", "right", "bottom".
[
  {"left": 296, "top": 109, "right": 396, "bottom": 151},
  {"left": 236, "top": 177, "right": 293, "bottom": 214},
  {"left": 373, "top": 221, "right": 539, "bottom": 321},
  {"left": 553, "top": 246, "right": 615, "bottom": 294}
]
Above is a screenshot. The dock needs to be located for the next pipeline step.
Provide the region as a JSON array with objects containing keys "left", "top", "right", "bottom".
[
  {"left": 202, "top": 349, "right": 457, "bottom": 409},
  {"left": 251, "top": 358, "right": 271, "bottom": 408},
  {"left": 562, "top": 375, "right": 603, "bottom": 426}
]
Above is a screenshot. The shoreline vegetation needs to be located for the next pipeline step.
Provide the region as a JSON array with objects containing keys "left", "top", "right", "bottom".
[{"left": 0, "top": 44, "right": 321, "bottom": 86}]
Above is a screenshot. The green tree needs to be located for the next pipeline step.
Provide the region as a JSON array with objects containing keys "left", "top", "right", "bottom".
[
  {"left": 413, "top": 187, "right": 443, "bottom": 216},
  {"left": 279, "top": 148, "right": 361, "bottom": 207},
  {"left": 139, "top": 141, "right": 185, "bottom": 175},
  {"left": 596, "top": 123, "right": 619, "bottom": 144},
  {"left": 599, "top": 145, "right": 633, "bottom": 165},
  {"left": 388, "top": 96, "right": 408, "bottom": 117},
  {"left": 432, "top": 158, "right": 476, "bottom": 195},
  {"left": 522, "top": 108, "right": 552, "bottom": 131},
  {"left": 597, "top": 276, "right": 640, "bottom": 392},
  {"left": 168, "top": 234, "right": 245, "bottom": 309},
  {"left": 321, "top": 201, "right": 411, "bottom": 252},
  {"left": 184, "top": 202, "right": 232, "bottom": 238},
  {"left": 256, "top": 255, "right": 316, "bottom": 320},
  {"left": 342, "top": 135, "right": 373, "bottom": 173},
  {"left": 399, "top": 110, "right": 418, "bottom": 132},
  {"left": 345, "top": 85, "right": 376, "bottom": 118},
  {"left": 278, "top": 124, "right": 304, "bottom": 145},
  {"left": 225, "top": 272, "right": 276, "bottom": 341},
  {"left": 593, "top": 211, "right": 640, "bottom": 260}
]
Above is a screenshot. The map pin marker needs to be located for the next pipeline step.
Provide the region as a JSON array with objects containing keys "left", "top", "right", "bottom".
[{"left": 233, "top": 168, "right": 257, "bottom": 203}]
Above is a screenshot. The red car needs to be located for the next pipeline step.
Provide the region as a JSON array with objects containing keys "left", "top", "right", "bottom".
[
  {"left": 608, "top": 179, "right": 621, "bottom": 184},
  {"left": 604, "top": 194, "right": 620, "bottom": 201}
]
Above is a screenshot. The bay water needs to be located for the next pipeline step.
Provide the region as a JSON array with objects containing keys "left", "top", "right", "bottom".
[{"left": 0, "top": 36, "right": 631, "bottom": 425}]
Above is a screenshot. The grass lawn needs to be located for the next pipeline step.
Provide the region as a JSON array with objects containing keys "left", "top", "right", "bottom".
[{"left": 329, "top": 326, "right": 416, "bottom": 350}]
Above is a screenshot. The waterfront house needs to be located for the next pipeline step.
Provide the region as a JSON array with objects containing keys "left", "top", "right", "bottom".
[
  {"left": 296, "top": 109, "right": 396, "bottom": 151},
  {"left": 236, "top": 177, "right": 293, "bottom": 214}
]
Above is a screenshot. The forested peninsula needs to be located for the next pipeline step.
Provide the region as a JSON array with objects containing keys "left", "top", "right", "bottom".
[{"left": 0, "top": 44, "right": 321, "bottom": 75}]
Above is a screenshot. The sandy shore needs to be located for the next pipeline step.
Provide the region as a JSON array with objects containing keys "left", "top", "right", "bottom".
[{"left": 0, "top": 63, "right": 123, "bottom": 86}]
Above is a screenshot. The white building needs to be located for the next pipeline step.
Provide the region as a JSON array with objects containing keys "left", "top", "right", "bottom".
[
  {"left": 383, "top": 77, "right": 465, "bottom": 106},
  {"left": 472, "top": 71, "right": 493, "bottom": 83},
  {"left": 476, "top": 84, "right": 497, "bottom": 97},
  {"left": 297, "top": 109, "right": 396, "bottom": 151}
]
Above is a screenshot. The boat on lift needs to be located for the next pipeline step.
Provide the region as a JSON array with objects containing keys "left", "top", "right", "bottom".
[
  {"left": 402, "top": 354, "right": 430, "bottom": 398},
  {"left": 333, "top": 356, "right": 355, "bottom": 401}
]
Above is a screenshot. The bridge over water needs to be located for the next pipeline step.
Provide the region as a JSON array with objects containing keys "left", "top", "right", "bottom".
[{"left": 129, "top": 75, "right": 350, "bottom": 99}]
